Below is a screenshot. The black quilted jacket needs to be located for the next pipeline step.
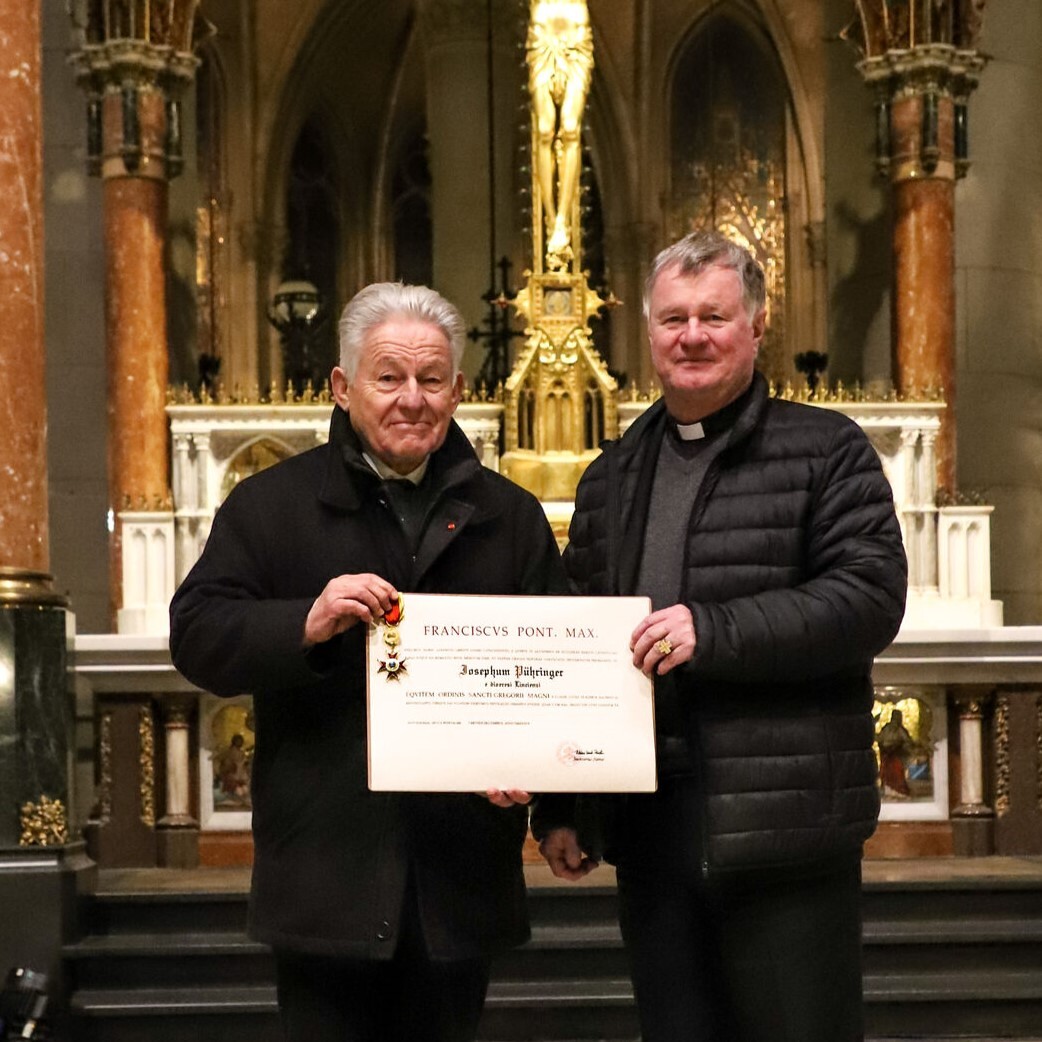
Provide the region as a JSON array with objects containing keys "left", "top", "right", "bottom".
[
  {"left": 539, "top": 372, "right": 907, "bottom": 873},
  {"left": 171, "top": 408, "right": 567, "bottom": 958}
]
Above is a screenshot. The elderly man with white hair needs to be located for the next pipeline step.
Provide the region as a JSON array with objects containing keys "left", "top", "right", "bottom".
[{"left": 171, "top": 282, "right": 565, "bottom": 1042}]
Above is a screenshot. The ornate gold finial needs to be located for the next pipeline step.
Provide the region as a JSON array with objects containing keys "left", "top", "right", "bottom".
[
  {"left": 770, "top": 377, "right": 947, "bottom": 405},
  {"left": 20, "top": 795, "right": 69, "bottom": 847}
]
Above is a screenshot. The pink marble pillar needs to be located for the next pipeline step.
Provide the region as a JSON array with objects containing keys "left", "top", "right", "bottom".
[
  {"left": 890, "top": 92, "right": 958, "bottom": 492},
  {"left": 69, "top": 6, "right": 203, "bottom": 622},
  {"left": 96, "top": 85, "right": 173, "bottom": 617},
  {"left": 852, "top": 9, "right": 986, "bottom": 494},
  {"left": 0, "top": 2, "right": 49, "bottom": 572}
]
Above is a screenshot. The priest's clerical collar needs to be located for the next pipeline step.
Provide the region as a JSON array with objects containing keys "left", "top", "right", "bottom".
[
  {"left": 674, "top": 420, "right": 705, "bottom": 441},
  {"left": 667, "top": 383, "right": 751, "bottom": 442},
  {"left": 363, "top": 451, "right": 428, "bottom": 486}
]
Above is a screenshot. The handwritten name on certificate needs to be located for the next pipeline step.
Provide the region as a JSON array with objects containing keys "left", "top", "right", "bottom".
[{"left": 366, "top": 593, "right": 656, "bottom": 793}]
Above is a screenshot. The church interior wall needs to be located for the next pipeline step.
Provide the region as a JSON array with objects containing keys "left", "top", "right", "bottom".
[
  {"left": 583, "top": 5, "right": 649, "bottom": 385},
  {"left": 202, "top": 17, "right": 264, "bottom": 396},
  {"left": 583, "top": 46, "right": 642, "bottom": 381},
  {"left": 424, "top": 9, "right": 506, "bottom": 365},
  {"left": 167, "top": 77, "right": 202, "bottom": 390},
  {"left": 41, "top": 0, "right": 109, "bottom": 633},
  {"left": 767, "top": 1, "right": 828, "bottom": 372},
  {"left": 953, "top": 0, "right": 1042, "bottom": 624},
  {"left": 374, "top": 27, "right": 433, "bottom": 285},
  {"left": 32, "top": 0, "right": 1042, "bottom": 632},
  {"left": 822, "top": 1, "right": 892, "bottom": 390}
]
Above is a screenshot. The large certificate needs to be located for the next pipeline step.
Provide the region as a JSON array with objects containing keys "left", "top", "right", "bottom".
[{"left": 366, "top": 593, "right": 656, "bottom": 793}]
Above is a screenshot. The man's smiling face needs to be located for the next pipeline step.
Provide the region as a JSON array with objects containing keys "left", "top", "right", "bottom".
[
  {"left": 332, "top": 318, "right": 463, "bottom": 474},
  {"left": 647, "top": 263, "right": 765, "bottom": 423}
]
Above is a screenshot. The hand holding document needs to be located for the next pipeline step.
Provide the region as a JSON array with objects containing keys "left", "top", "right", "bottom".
[{"left": 366, "top": 593, "right": 657, "bottom": 793}]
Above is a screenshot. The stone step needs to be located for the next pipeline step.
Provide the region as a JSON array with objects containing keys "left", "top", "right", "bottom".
[
  {"left": 70, "top": 981, "right": 642, "bottom": 1042},
  {"left": 66, "top": 933, "right": 274, "bottom": 989},
  {"left": 64, "top": 862, "right": 1042, "bottom": 1041}
]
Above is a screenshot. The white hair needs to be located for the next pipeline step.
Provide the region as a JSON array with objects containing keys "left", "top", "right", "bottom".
[
  {"left": 643, "top": 231, "right": 767, "bottom": 322},
  {"left": 337, "top": 282, "right": 466, "bottom": 378}
]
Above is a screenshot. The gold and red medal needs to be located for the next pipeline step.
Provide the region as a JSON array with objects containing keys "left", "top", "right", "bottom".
[{"left": 377, "top": 595, "right": 407, "bottom": 682}]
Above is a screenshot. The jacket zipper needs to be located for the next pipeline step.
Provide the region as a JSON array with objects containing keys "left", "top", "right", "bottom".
[
  {"left": 604, "top": 441, "right": 621, "bottom": 595},
  {"left": 680, "top": 447, "right": 726, "bottom": 882}
]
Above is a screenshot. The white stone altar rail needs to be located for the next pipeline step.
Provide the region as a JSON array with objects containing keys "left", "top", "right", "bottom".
[{"left": 113, "top": 396, "right": 1000, "bottom": 636}]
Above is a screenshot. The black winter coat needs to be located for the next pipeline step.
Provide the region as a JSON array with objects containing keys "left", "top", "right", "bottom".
[
  {"left": 170, "top": 407, "right": 567, "bottom": 958},
  {"left": 540, "top": 373, "right": 907, "bottom": 873}
]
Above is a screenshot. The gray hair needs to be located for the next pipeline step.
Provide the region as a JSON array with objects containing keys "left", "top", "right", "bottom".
[
  {"left": 643, "top": 231, "right": 766, "bottom": 322},
  {"left": 337, "top": 282, "right": 466, "bottom": 378}
]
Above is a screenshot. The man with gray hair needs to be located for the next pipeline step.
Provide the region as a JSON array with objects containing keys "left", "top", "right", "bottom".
[
  {"left": 534, "top": 231, "right": 907, "bottom": 1041},
  {"left": 171, "top": 282, "right": 565, "bottom": 1041}
]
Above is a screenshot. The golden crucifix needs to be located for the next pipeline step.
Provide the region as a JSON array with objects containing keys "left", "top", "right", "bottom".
[
  {"left": 526, "top": 0, "right": 594, "bottom": 272},
  {"left": 500, "top": 0, "right": 617, "bottom": 517}
]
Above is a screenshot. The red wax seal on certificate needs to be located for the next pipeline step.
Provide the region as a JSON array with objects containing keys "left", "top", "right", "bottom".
[{"left": 557, "top": 742, "right": 577, "bottom": 765}]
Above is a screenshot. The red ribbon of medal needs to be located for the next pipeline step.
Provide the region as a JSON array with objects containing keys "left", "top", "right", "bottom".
[{"left": 377, "top": 595, "right": 406, "bottom": 682}]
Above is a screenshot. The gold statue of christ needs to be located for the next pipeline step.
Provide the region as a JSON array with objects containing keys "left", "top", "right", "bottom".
[
  {"left": 526, "top": 0, "right": 594, "bottom": 271},
  {"left": 501, "top": 0, "right": 616, "bottom": 511}
]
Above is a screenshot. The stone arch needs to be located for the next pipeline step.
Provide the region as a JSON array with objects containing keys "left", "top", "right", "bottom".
[{"left": 219, "top": 436, "right": 297, "bottom": 500}]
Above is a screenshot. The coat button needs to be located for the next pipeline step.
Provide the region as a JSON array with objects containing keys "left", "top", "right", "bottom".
[{"left": 376, "top": 920, "right": 393, "bottom": 941}]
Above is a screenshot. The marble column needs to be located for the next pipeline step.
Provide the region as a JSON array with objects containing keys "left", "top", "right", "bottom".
[
  {"left": 69, "top": 8, "right": 203, "bottom": 619},
  {"left": 0, "top": 574, "right": 70, "bottom": 848},
  {"left": 0, "top": 1, "right": 48, "bottom": 573},
  {"left": 0, "top": 6, "right": 95, "bottom": 990},
  {"left": 101, "top": 90, "right": 172, "bottom": 619},
  {"left": 890, "top": 91, "right": 957, "bottom": 488},
  {"left": 0, "top": 3, "right": 74, "bottom": 842},
  {"left": 852, "top": 7, "right": 986, "bottom": 493},
  {"left": 157, "top": 699, "right": 199, "bottom": 868},
  {"left": 0, "top": 572, "right": 94, "bottom": 1035},
  {"left": 952, "top": 692, "right": 995, "bottom": 856}
]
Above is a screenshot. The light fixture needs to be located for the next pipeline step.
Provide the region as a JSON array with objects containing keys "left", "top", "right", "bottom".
[
  {"left": 267, "top": 279, "right": 327, "bottom": 393},
  {"left": 268, "top": 279, "right": 323, "bottom": 331}
]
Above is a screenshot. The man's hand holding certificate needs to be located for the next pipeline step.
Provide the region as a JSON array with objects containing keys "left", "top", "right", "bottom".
[{"left": 366, "top": 594, "right": 657, "bottom": 792}]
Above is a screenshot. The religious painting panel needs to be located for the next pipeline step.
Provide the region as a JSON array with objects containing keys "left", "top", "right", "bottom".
[
  {"left": 199, "top": 695, "right": 255, "bottom": 831},
  {"left": 874, "top": 686, "right": 949, "bottom": 821}
]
